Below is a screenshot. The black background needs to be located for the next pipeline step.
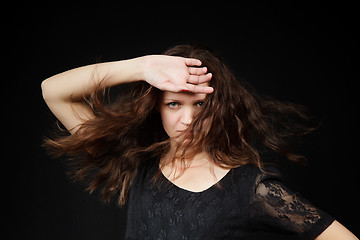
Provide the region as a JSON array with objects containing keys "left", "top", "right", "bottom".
[{"left": 7, "top": 3, "right": 358, "bottom": 239}]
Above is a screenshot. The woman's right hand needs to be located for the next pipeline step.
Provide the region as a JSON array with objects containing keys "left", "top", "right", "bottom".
[{"left": 141, "top": 55, "right": 214, "bottom": 93}]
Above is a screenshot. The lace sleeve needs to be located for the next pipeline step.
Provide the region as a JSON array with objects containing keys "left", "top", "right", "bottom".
[{"left": 250, "top": 172, "right": 335, "bottom": 239}]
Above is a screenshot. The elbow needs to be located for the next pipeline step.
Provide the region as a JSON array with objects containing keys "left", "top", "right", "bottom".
[
  {"left": 41, "top": 78, "right": 59, "bottom": 103},
  {"left": 41, "top": 79, "right": 51, "bottom": 102}
]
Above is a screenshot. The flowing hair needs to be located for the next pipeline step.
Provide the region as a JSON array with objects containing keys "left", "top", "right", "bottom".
[{"left": 43, "top": 44, "right": 315, "bottom": 206}]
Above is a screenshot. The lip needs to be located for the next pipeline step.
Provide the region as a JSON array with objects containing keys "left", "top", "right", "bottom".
[
  {"left": 176, "top": 130, "right": 186, "bottom": 133},
  {"left": 176, "top": 130, "right": 193, "bottom": 138},
  {"left": 176, "top": 129, "right": 190, "bottom": 134}
]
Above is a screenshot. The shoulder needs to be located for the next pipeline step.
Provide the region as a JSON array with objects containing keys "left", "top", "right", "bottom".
[
  {"left": 131, "top": 158, "right": 159, "bottom": 186},
  {"left": 227, "top": 164, "right": 282, "bottom": 196},
  {"left": 231, "top": 164, "right": 282, "bottom": 185}
]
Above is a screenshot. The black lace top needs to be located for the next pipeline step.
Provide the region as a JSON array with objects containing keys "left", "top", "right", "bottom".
[{"left": 125, "top": 161, "right": 334, "bottom": 239}]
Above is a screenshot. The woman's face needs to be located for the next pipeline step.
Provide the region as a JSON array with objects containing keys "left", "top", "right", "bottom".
[{"left": 158, "top": 91, "right": 207, "bottom": 140}]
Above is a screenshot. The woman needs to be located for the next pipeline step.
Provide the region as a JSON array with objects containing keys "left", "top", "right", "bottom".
[{"left": 42, "top": 44, "right": 357, "bottom": 239}]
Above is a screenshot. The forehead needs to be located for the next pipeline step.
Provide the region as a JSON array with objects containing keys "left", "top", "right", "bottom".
[{"left": 161, "top": 91, "right": 207, "bottom": 101}]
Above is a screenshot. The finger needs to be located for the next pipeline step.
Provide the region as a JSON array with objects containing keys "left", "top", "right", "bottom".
[
  {"left": 187, "top": 73, "right": 212, "bottom": 84},
  {"left": 186, "top": 84, "right": 214, "bottom": 94},
  {"left": 158, "top": 82, "right": 186, "bottom": 93},
  {"left": 188, "top": 67, "right": 207, "bottom": 75},
  {"left": 184, "top": 58, "right": 202, "bottom": 66}
]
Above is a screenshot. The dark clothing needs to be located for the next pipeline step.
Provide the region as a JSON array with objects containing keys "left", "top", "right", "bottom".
[{"left": 125, "top": 160, "right": 334, "bottom": 239}]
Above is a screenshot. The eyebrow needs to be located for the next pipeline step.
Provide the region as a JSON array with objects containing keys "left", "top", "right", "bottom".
[{"left": 162, "top": 98, "right": 205, "bottom": 102}]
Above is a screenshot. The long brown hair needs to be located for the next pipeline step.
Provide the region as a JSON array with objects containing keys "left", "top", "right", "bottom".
[{"left": 43, "top": 44, "right": 314, "bottom": 206}]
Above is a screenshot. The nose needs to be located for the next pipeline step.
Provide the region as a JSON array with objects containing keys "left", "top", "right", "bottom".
[{"left": 180, "top": 107, "right": 194, "bottom": 126}]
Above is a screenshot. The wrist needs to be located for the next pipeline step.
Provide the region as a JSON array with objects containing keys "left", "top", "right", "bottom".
[
  {"left": 106, "top": 56, "right": 148, "bottom": 86},
  {"left": 138, "top": 55, "right": 164, "bottom": 84},
  {"left": 120, "top": 56, "right": 149, "bottom": 83}
]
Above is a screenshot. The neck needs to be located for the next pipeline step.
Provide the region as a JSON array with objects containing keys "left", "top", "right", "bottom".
[
  {"left": 160, "top": 150, "right": 211, "bottom": 169},
  {"left": 187, "top": 152, "right": 211, "bottom": 167}
]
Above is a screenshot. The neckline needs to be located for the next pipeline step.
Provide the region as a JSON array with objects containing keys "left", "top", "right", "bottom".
[{"left": 159, "top": 167, "right": 233, "bottom": 194}]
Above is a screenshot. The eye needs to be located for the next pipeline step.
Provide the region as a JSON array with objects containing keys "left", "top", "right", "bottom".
[
  {"left": 196, "top": 102, "right": 204, "bottom": 107},
  {"left": 167, "top": 102, "right": 180, "bottom": 108}
]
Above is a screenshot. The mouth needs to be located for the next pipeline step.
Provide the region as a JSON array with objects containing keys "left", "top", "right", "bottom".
[
  {"left": 176, "top": 129, "right": 187, "bottom": 133},
  {"left": 176, "top": 130, "right": 193, "bottom": 138}
]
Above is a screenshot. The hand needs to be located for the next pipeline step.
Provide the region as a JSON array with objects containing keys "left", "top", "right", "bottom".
[{"left": 142, "top": 55, "right": 214, "bottom": 93}]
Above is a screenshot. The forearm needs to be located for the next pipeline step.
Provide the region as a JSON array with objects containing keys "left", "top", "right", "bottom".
[
  {"left": 315, "top": 220, "right": 358, "bottom": 240},
  {"left": 40, "top": 54, "right": 211, "bottom": 133},
  {"left": 41, "top": 57, "right": 145, "bottom": 102}
]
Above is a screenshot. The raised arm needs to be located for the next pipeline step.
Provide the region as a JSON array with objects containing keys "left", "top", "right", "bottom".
[
  {"left": 41, "top": 55, "right": 213, "bottom": 134},
  {"left": 41, "top": 58, "right": 145, "bottom": 133}
]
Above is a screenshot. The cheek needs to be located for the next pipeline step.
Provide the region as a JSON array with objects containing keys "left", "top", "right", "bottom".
[{"left": 159, "top": 109, "right": 178, "bottom": 133}]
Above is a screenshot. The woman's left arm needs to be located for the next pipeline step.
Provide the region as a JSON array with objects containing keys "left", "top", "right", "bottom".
[{"left": 315, "top": 220, "right": 358, "bottom": 240}]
